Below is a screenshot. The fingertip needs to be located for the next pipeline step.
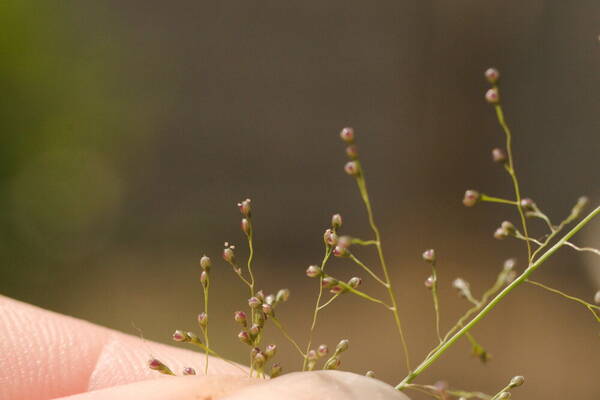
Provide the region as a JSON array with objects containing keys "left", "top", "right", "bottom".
[
  {"left": 221, "top": 371, "right": 411, "bottom": 400},
  {"left": 54, "top": 375, "right": 259, "bottom": 400}
]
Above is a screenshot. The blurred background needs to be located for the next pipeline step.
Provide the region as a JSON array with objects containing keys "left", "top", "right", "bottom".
[{"left": 1, "top": 1, "right": 599, "bottom": 398}]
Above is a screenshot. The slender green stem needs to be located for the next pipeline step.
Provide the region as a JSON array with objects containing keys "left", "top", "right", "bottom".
[
  {"left": 526, "top": 279, "right": 600, "bottom": 322},
  {"left": 395, "top": 205, "right": 600, "bottom": 390},
  {"left": 271, "top": 316, "right": 306, "bottom": 358},
  {"left": 514, "top": 231, "right": 543, "bottom": 246},
  {"left": 494, "top": 102, "right": 532, "bottom": 262},
  {"left": 317, "top": 292, "right": 340, "bottom": 311},
  {"left": 188, "top": 341, "right": 247, "bottom": 373},
  {"left": 480, "top": 194, "right": 517, "bottom": 206},
  {"left": 490, "top": 384, "right": 512, "bottom": 400},
  {"left": 303, "top": 245, "right": 333, "bottom": 371},
  {"left": 348, "top": 254, "right": 388, "bottom": 287},
  {"left": 335, "top": 280, "right": 394, "bottom": 309},
  {"left": 202, "top": 279, "right": 210, "bottom": 375},
  {"left": 426, "top": 264, "right": 509, "bottom": 360},
  {"left": 351, "top": 238, "right": 379, "bottom": 246},
  {"left": 355, "top": 170, "right": 411, "bottom": 372},
  {"left": 563, "top": 241, "right": 600, "bottom": 256},
  {"left": 430, "top": 265, "right": 442, "bottom": 342},
  {"left": 247, "top": 234, "right": 256, "bottom": 290}
]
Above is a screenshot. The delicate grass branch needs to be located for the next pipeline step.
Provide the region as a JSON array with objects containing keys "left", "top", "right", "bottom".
[
  {"left": 348, "top": 254, "right": 389, "bottom": 287},
  {"left": 303, "top": 244, "right": 333, "bottom": 371},
  {"left": 526, "top": 279, "right": 600, "bottom": 322},
  {"left": 563, "top": 241, "right": 600, "bottom": 256},
  {"left": 480, "top": 194, "right": 517, "bottom": 206},
  {"left": 494, "top": 101, "right": 532, "bottom": 262},
  {"left": 396, "top": 205, "right": 600, "bottom": 390},
  {"left": 271, "top": 316, "right": 306, "bottom": 358},
  {"left": 352, "top": 165, "right": 411, "bottom": 372}
]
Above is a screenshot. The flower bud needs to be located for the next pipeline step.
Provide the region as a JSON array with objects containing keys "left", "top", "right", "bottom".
[
  {"left": 345, "top": 145, "right": 359, "bottom": 160},
  {"left": 307, "top": 349, "right": 318, "bottom": 361},
  {"left": 365, "top": 370, "right": 376, "bottom": 378},
  {"left": 509, "top": 375, "right": 525, "bottom": 387},
  {"left": 492, "top": 147, "right": 507, "bottom": 163},
  {"left": 256, "top": 290, "right": 265, "bottom": 301},
  {"left": 501, "top": 221, "right": 515, "bottom": 234},
  {"left": 234, "top": 311, "right": 247, "bottom": 326},
  {"left": 485, "top": 87, "right": 499, "bottom": 104},
  {"left": 183, "top": 367, "right": 196, "bottom": 375},
  {"left": 200, "top": 255, "right": 212, "bottom": 271},
  {"left": 241, "top": 218, "right": 252, "bottom": 236},
  {"left": 463, "top": 190, "right": 480, "bottom": 207},
  {"left": 324, "top": 357, "right": 341, "bottom": 370},
  {"left": 330, "top": 285, "right": 345, "bottom": 294},
  {"left": 264, "top": 294, "right": 275, "bottom": 305},
  {"left": 497, "top": 392, "right": 511, "bottom": 400},
  {"left": 494, "top": 227, "right": 509, "bottom": 240},
  {"left": 520, "top": 198, "right": 535, "bottom": 211},
  {"left": 148, "top": 358, "right": 174, "bottom": 375},
  {"left": 253, "top": 352, "right": 266, "bottom": 368},
  {"left": 331, "top": 214, "right": 343, "bottom": 229},
  {"left": 172, "top": 330, "right": 188, "bottom": 342},
  {"left": 321, "top": 277, "right": 338, "bottom": 288},
  {"left": 344, "top": 161, "right": 360, "bottom": 176},
  {"left": 270, "top": 363, "right": 282, "bottom": 378},
  {"left": 484, "top": 67, "right": 500, "bottom": 84},
  {"left": 200, "top": 270, "right": 209, "bottom": 286},
  {"left": 238, "top": 330, "right": 251, "bottom": 344},
  {"left": 424, "top": 275, "right": 435, "bottom": 289},
  {"left": 197, "top": 312, "right": 208, "bottom": 328},
  {"left": 594, "top": 290, "right": 600, "bottom": 305},
  {"left": 337, "top": 235, "right": 352, "bottom": 248},
  {"left": 248, "top": 297, "right": 262, "bottom": 309},
  {"left": 306, "top": 265, "right": 322, "bottom": 278},
  {"left": 340, "top": 127, "right": 355, "bottom": 143},
  {"left": 333, "top": 245, "right": 350, "bottom": 257},
  {"left": 335, "top": 339, "right": 349, "bottom": 353},
  {"left": 276, "top": 288, "right": 290, "bottom": 303},
  {"left": 422, "top": 248, "right": 436, "bottom": 264},
  {"left": 452, "top": 278, "right": 469, "bottom": 292},
  {"left": 317, "top": 344, "right": 329, "bottom": 357},
  {"left": 324, "top": 229, "right": 338, "bottom": 246},
  {"left": 249, "top": 324, "right": 261, "bottom": 336},
  {"left": 237, "top": 198, "right": 252, "bottom": 217},
  {"left": 264, "top": 344, "right": 277, "bottom": 358},
  {"left": 503, "top": 258, "right": 516, "bottom": 271},
  {"left": 262, "top": 303, "right": 273, "bottom": 315},
  {"left": 186, "top": 331, "right": 200, "bottom": 343},
  {"left": 223, "top": 247, "right": 235, "bottom": 263},
  {"left": 348, "top": 277, "right": 362, "bottom": 288}
]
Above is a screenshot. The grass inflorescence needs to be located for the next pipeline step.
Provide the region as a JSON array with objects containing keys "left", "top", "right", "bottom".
[{"left": 147, "top": 68, "right": 600, "bottom": 398}]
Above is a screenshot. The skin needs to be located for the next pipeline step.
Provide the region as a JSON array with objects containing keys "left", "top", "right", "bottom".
[{"left": 0, "top": 295, "right": 409, "bottom": 400}]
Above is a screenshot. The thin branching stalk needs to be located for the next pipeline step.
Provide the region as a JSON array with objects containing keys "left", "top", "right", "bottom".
[
  {"left": 396, "top": 205, "right": 600, "bottom": 390},
  {"left": 203, "top": 279, "right": 210, "bottom": 374},
  {"left": 271, "top": 316, "right": 306, "bottom": 358},
  {"left": 302, "top": 245, "right": 333, "bottom": 371},
  {"left": 526, "top": 279, "right": 600, "bottom": 322},
  {"left": 480, "top": 195, "right": 518, "bottom": 206},
  {"left": 430, "top": 264, "right": 442, "bottom": 343},
  {"left": 563, "top": 241, "right": 600, "bottom": 256},
  {"left": 355, "top": 168, "right": 411, "bottom": 372},
  {"left": 348, "top": 254, "right": 388, "bottom": 287},
  {"left": 494, "top": 101, "right": 532, "bottom": 262}
]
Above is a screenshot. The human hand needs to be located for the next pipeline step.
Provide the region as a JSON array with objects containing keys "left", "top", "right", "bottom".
[{"left": 0, "top": 295, "right": 409, "bottom": 400}]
